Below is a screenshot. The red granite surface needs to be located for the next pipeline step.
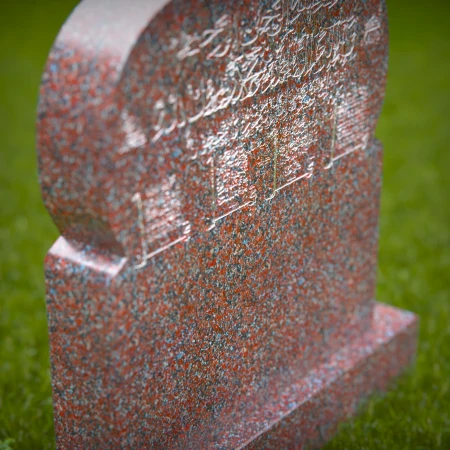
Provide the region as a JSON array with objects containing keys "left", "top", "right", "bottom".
[{"left": 37, "top": 0, "right": 417, "bottom": 448}]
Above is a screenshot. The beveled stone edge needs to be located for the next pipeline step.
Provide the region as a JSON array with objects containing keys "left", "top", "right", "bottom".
[{"left": 237, "top": 303, "right": 418, "bottom": 449}]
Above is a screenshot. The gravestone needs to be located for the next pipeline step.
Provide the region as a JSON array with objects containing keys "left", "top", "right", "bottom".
[{"left": 36, "top": 0, "right": 418, "bottom": 448}]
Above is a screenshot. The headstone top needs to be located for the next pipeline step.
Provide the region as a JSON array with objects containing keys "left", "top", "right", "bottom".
[{"left": 38, "top": 0, "right": 387, "bottom": 268}]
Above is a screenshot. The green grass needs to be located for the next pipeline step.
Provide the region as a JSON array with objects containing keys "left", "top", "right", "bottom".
[{"left": 1, "top": 0, "right": 449, "bottom": 448}]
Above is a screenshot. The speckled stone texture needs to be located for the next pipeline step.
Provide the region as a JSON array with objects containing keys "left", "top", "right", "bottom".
[{"left": 37, "top": 0, "right": 417, "bottom": 448}]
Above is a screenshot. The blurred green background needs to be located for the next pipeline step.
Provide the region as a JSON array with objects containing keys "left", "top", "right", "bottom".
[{"left": 1, "top": 0, "right": 449, "bottom": 448}]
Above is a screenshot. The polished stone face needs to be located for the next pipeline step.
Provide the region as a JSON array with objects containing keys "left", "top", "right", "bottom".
[{"left": 37, "top": 1, "right": 417, "bottom": 448}]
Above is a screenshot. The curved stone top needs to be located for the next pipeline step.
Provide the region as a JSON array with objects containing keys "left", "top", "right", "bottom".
[{"left": 37, "top": 0, "right": 388, "bottom": 268}]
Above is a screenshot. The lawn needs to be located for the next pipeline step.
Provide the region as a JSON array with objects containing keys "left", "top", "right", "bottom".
[{"left": 1, "top": 0, "right": 449, "bottom": 449}]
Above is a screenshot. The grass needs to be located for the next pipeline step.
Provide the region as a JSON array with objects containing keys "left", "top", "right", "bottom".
[{"left": 1, "top": 0, "right": 449, "bottom": 448}]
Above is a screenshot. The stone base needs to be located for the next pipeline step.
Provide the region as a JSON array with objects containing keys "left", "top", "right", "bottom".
[{"left": 241, "top": 303, "right": 418, "bottom": 449}]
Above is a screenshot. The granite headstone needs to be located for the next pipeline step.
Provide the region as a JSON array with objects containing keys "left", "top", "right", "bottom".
[{"left": 37, "top": 0, "right": 418, "bottom": 448}]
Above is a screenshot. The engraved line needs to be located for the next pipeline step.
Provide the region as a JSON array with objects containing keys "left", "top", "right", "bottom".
[
  {"left": 136, "top": 235, "right": 189, "bottom": 269},
  {"left": 331, "top": 140, "right": 366, "bottom": 163},
  {"left": 274, "top": 171, "right": 310, "bottom": 192},
  {"left": 212, "top": 201, "right": 255, "bottom": 224},
  {"left": 211, "top": 154, "right": 217, "bottom": 213},
  {"left": 132, "top": 192, "right": 149, "bottom": 267},
  {"left": 331, "top": 102, "right": 337, "bottom": 160},
  {"left": 273, "top": 137, "right": 278, "bottom": 196},
  {"left": 325, "top": 101, "right": 338, "bottom": 169}
]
